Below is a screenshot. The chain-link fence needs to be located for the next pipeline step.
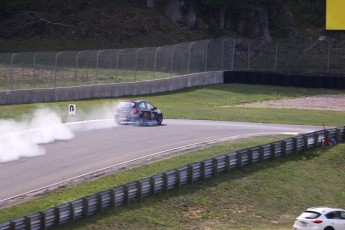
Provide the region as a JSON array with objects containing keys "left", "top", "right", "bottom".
[
  {"left": 0, "top": 38, "right": 235, "bottom": 91},
  {"left": 233, "top": 38, "right": 345, "bottom": 74},
  {"left": 2, "top": 37, "right": 345, "bottom": 92}
]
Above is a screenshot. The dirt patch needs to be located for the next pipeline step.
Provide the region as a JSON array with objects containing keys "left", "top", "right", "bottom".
[{"left": 238, "top": 94, "right": 345, "bottom": 111}]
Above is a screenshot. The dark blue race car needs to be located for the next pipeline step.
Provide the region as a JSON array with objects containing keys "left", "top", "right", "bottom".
[{"left": 114, "top": 100, "right": 163, "bottom": 125}]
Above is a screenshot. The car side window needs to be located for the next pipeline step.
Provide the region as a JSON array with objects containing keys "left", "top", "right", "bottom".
[
  {"left": 326, "top": 212, "right": 340, "bottom": 219},
  {"left": 146, "top": 102, "right": 154, "bottom": 110},
  {"left": 338, "top": 211, "right": 345, "bottom": 219},
  {"left": 139, "top": 102, "right": 147, "bottom": 109}
]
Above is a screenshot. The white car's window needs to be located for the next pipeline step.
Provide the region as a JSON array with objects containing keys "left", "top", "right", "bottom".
[
  {"left": 299, "top": 211, "right": 321, "bottom": 219},
  {"left": 338, "top": 211, "right": 345, "bottom": 219},
  {"left": 326, "top": 212, "right": 339, "bottom": 219}
]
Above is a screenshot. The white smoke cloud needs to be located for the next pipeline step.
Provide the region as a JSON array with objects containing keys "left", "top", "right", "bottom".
[
  {"left": 0, "top": 108, "right": 74, "bottom": 162},
  {"left": 0, "top": 102, "right": 120, "bottom": 163}
]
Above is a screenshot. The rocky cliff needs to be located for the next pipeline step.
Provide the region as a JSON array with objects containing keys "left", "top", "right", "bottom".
[{"left": 0, "top": 0, "right": 328, "bottom": 52}]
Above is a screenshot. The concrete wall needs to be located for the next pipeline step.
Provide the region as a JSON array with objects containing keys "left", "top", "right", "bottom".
[{"left": 0, "top": 71, "right": 223, "bottom": 105}]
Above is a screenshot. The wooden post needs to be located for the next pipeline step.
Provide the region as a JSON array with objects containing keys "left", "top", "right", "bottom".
[
  {"left": 213, "top": 158, "right": 218, "bottom": 176},
  {"left": 83, "top": 198, "right": 89, "bottom": 217},
  {"left": 69, "top": 203, "right": 75, "bottom": 222},
  {"left": 282, "top": 141, "right": 287, "bottom": 157},
  {"left": 237, "top": 152, "right": 242, "bottom": 168},
  {"left": 270, "top": 143, "right": 276, "bottom": 159},
  {"left": 225, "top": 154, "right": 231, "bottom": 172},
  {"left": 201, "top": 162, "right": 206, "bottom": 179},
  {"left": 40, "top": 212, "right": 47, "bottom": 230},
  {"left": 188, "top": 165, "right": 194, "bottom": 184},
  {"left": 137, "top": 181, "right": 143, "bottom": 201}
]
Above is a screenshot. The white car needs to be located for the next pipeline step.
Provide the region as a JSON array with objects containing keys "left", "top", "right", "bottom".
[{"left": 293, "top": 207, "right": 345, "bottom": 230}]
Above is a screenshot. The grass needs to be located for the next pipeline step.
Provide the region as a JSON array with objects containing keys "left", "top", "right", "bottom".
[
  {"left": 1, "top": 83, "right": 344, "bottom": 125},
  {"left": 59, "top": 142, "right": 345, "bottom": 230},
  {"left": 0, "top": 83, "right": 345, "bottom": 228},
  {"left": 0, "top": 135, "right": 288, "bottom": 223}
]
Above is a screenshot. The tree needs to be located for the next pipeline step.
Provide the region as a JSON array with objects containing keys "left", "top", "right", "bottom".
[{"left": 199, "top": 0, "right": 239, "bottom": 29}]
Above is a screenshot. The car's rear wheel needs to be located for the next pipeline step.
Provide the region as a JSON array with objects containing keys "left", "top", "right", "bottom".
[
  {"left": 324, "top": 227, "right": 334, "bottom": 230},
  {"left": 115, "top": 117, "right": 121, "bottom": 125},
  {"left": 136, "top": 115, "right": 144, "bottom": 126},
  {"left": 156, "top": 115, "right": 163, "bottom": 125}
]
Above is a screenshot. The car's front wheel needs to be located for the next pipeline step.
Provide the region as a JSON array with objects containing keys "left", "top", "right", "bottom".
[{"left": 156, "top": 115, "right": 163, "bottom": 125}]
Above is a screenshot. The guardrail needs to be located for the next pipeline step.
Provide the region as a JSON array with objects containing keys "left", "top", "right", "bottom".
[{"left": 1, "top": 126, "right": 344, "bottom": 230}]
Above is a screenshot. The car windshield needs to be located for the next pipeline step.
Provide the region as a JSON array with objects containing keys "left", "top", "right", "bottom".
[
  {"left": 118, "top": 101, "right": 135, "bottom": 108},
  {"left": 299, "top": 211, "right": 321, "bottom": 219}
]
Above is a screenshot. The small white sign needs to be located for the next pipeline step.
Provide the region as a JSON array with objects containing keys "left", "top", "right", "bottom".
[{"left": 68, "top": 104, "right": 76, "bottom": 115}]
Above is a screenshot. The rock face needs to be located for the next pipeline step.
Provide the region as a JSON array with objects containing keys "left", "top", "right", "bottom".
[
  {"left": 237, "top": 6, "right": 272, "bottom": 42},
  {"left": 163, "top": 0, "right": 300, "bottom": 43},
  {"left": 164, "top": 0, "right": 202, "bottom": 30}
]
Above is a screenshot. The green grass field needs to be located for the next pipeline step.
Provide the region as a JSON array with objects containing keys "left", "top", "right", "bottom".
[{"left": 0, "top": 83, "right": 345, "bottom": 229}]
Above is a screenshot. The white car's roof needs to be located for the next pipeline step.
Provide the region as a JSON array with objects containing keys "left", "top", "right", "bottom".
[{"left": 306, "top": 207, "right": 345, "bottom": 213}]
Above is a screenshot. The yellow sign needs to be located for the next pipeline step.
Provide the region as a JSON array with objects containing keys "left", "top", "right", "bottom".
[{"left": 326, "top": 0, "right": 345, "bottom": 30}]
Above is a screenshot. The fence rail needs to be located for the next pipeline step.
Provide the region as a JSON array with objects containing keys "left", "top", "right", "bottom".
[{"left": 1, "top": 126, "right": 344, "bottom": 230}]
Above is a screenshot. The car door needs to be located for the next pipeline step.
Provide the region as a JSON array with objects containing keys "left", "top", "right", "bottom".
[
  {"left": 333, "top": 211, "right": 345, "bottom": 229},
  {"left": 145, "top": 102, "right": 157, "bottom": 120},
  {"left": 139, "top": 102, "right": 151, "bottom": 120},
  {"left": 326, "top": 211, "right": 345, "bottom": 229}
]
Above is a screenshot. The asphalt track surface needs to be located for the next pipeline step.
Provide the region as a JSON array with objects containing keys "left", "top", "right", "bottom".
[{"left": 0, "top": 119, "right": 324, "bottom": 206}]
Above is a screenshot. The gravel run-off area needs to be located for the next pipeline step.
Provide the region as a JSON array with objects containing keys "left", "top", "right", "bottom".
[{"left": 240, "top": 94, "right": 345, "bottom": 112}]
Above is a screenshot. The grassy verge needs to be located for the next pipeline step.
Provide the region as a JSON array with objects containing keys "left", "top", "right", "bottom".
[
  {"left": 59, "top": 143, "right": 345, "bottom": 230},
  {"left": 1, "top": 84, "right": 345, "bottom": 126}
]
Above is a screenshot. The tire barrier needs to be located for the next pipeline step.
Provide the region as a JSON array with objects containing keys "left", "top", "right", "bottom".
[{"left": 224, "top": 71, "right": 345, "bottom": 89}]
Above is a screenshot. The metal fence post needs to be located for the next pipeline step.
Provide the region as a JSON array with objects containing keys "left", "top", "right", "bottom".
[
  {"left": 327, "top": 43, "right": 330, "bottom": 73},
  {"left": 247, "top": 42, "right": 251, "bottom": 70},
  {"left": 274, "top": 43, "right": 278, "bottom": 71},
  {"left": 153, "top": 47, "right": 160, "bottom": 79},
  {"left": 135, "top": 48, "right": 142, "bottom": 82},
  {"left": 75, "top": 51, "right": 81, "bottom": 86},
  {"left": 33, "top": 52, "right": 38, "bottom": 88},
  {"left": 170, "top": 45, "right": 176, "bottom": 78},
  {"left": 54, "top": 52, "right": 61, "bottom": 88},
  {"left": 115, "top": 49, "right": 122, "bottom": 83},
  {"left": 231, "top": 39, "right": 236, "bottom": 71},
  {"left": 204, "top": 40, "right": 210, "bottom": 72},
  {"left": 95, "top": 50, "right": 103, "bottom": 84},
  {"left": 9, "top": 53, "right": 16, "bottom": 90},
  {"left": 187, "top": 42, "right": 193, "bottom": 74}
]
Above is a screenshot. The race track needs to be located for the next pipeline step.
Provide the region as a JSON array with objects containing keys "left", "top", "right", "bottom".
[{"left": 0, "top": 119, "right": 323, "bottom": 206}]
